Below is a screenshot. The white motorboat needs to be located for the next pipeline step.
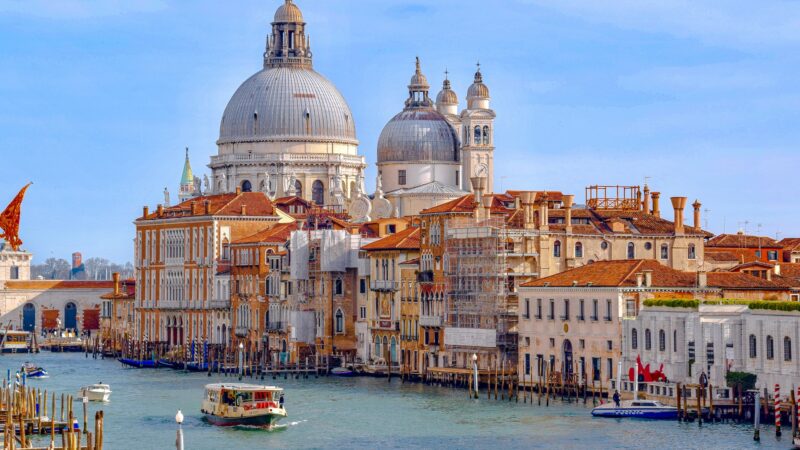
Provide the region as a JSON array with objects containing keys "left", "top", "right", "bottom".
[
  {"left": 79, "top": 383, "right": 112, "bottom": 402},
  {"left": 591, "top": 400, "right": 678, "bottom": 420}
]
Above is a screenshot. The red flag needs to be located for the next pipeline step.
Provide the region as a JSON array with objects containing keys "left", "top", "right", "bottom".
[{"left": 0, "top": 183, "right": 31, "bottom": 251}]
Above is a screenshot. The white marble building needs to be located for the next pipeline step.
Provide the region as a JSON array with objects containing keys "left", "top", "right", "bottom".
[{"left": 209, "top": 0, "right": 366, "bottom": 206}]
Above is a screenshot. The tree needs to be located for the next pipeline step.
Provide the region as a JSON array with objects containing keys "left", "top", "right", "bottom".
[{"left": 31, "top": 258, "right": 70, "bottom": 280}]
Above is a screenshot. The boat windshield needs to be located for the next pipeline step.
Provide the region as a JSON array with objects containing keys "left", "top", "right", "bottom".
[{"left": 221, "top": 389, "right": 253, "bottom": 406}]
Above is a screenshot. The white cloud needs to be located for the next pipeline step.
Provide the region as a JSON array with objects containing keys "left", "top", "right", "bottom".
[
  {"left": 521, "top": 0, "right": 800, "bottom": 49},
  {"left": 0, "top": 0, "right": 167, "bottom": 19}
]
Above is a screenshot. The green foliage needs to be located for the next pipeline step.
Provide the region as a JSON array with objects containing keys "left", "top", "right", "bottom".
[
  {"left": 747, "top": 301, "right": 800, "bottom": 312},
  {"left": 642, "top": 299, "right": 699, "bottom": 309},
  {"left": 725, "top": 371, "right": 757, "bottom": 391}
]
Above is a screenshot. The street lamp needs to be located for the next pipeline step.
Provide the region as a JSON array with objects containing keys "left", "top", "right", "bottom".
[
  {"left": 238, "top": 342, "right": 244, "bottom": 380},
  {"left": 175, "top": 410, "right": 184, "bottom": 450},
  {"left": 472, "top": 354, "right": 478, "bottom": 399}
]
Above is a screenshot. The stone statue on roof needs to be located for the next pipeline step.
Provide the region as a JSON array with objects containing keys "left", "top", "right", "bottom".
[
  {"left": 163, "top": 187, "right": 170, "bottom": 207},
  {"left": 203, "top": 174, "right": 210, "bottom": 195}
]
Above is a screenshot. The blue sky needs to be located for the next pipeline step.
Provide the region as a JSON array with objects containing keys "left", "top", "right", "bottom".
[{"left": 1, "top": 0, "right": 799, "bottom": 263}]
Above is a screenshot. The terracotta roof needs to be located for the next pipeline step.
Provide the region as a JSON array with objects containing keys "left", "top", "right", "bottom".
[
  {"left": 140, "top": 192, "right": 275, "bottom": 220},
  {"left": 704, "top": 251, "right": 740, "bottom": 262},
  {"left": 420, "top": 194, "right": 514, "bottom": 215},
  {"left": 400, "top": 257, "right": 420, "bottom": 266},
  {"left": 505, "top": 190, "right": 564, "bottom": 203},
  {"left": 361, "top": 227, "right": 421, "bottom": 251},
  {"left": 728, "top": 261, "right": 775, "bottom": 272},
  {"left": 4, "top": 280, "right": 115, "bottom": 290},
  {"left": 233, "top": 223, "right": 297, "bottom": 245},
  {"left": 778, "top": 263, "right": 800, "bottom": 279},
  {"left": 706, "top": 272, "right": 788, "bottom": 290},
  {"left": 521, "top": 260, "right": 695, "bottom": 288},
  {"left": 707, "top": 233, "right": 781, "bottom": 249},
  {"left": 778, "top": 238, "right": 800, "bottom": 251}
]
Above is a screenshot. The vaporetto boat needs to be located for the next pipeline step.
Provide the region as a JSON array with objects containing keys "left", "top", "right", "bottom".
[
  {"left": 591, "top": 400, "right": 678, "bottom": 420},
  {"left": 201, "top": 383, "right": 287, "bottom": 429}
]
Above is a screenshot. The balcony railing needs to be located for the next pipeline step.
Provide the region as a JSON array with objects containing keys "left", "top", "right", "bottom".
[
  {"left": 208, "top": 300, "right": 231, "bottom": 309},
  {"left": 417, "top": 271, "right": 434, "bottom": 283},
  {"left": 370, "top": 280, "right": 399, "bottom": 291},
  {"left": 234, "top": 326, "right": 248, "bottom": 337},
  {"left": 267, "top": 321, "right": 285, "bottom": 332},
  {"left": 419, "top": 315, "right": 442, "bottom": 327}
]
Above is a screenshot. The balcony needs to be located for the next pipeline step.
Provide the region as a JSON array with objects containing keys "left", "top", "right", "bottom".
[
  {"left": 267, "top": 321, "right": 285, "bottom": 332},
  {"left": 417, "top": 270, "right": 434, "bottom": 283},
  {"left": 371, "top": 280, "right": 399, "bottom": 291},
  {"left": 234, "top": 326, "right": 249, "bottom": 337},
  {"left": 419, "top": 315, "right": 442, "bottom": 327},
  {"left": 370, "top": 319, "right": 398, "bottom": 330},
  {"left": 207, "top": 300, "right": 231, "bottom": 309}
]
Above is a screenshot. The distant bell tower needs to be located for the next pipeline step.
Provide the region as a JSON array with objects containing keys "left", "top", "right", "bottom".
[
  {"left": 178, "top": 147, "right": 196, "bottom": 202},
  {"left": 460, "top": 64, "right": 496, "bottom": 193}
]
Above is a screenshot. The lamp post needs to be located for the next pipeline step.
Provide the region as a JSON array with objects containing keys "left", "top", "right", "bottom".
[
  {"left": 472, "top": 353, "right": 479, "bottom": 399},
  {"left": 175, "top": 410, "right": 184, "bottom": 450},
  {"left": 238, "top": 342, "right": 244, "bottom": 381},
  {"left": 82, "top": 396, "right": 88, "bottom": 435}
]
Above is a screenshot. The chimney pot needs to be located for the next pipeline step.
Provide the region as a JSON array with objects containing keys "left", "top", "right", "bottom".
[
  {"left": 643, "top": 185, "right": 651, "bottom": 213},
  {"left": 157, "top": 204, "right": 164, "bottom": 216},
  {"left": 563, "top": 194, "right": 574, "bottom": 231},
  {"left": 643, "top": 269, "right": 652, "bottom": 287},
  {"left": 692, "top": 199, "right": 702, "bottom": 230},
  {"left": 241, "top": 204, "right": 247, "bottom": 215},
  {"left": 142, "top": 206, "right": 149, "bottom": 218},
  {"left": 236, "top": 186, "right": 242, "bottom": 195},
  {"left": 651, "top": 192, "right": 661, "bottom": 217},
  {"left": 204, "top": 200, "right": 211, "bottom": 215},
  {"left": 112, "top": 272, "right": 120, "bottom": 295},
  {"left": 636, "top": 272, "right": 643, "bottom": 287},
  {"left": 670, "top": 196, "right": 687, "bottom": 235}
]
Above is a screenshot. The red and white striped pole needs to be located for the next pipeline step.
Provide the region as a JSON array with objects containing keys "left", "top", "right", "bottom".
[{"left": 775, "top": 384, "right": 781, "bottom": 437}]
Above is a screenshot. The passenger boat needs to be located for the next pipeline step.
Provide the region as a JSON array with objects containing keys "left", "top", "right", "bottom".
[
  {"left": 201, "top": 383, "right": 286, "bottom": 429},
  {"left": 79, "top": 383, "right": 112, "bottom": 402},
  {"left": 22, "top": 362, "right": 48, "bottom": 378},
  {"left": 118, "top": 357, "right": 157, "bottom": 368},
  {"left": 591, "top": 400, "right": 678, "bottom": 419},
  {"left": 0, "top": 330, "right": 31, "bottom": 353}
]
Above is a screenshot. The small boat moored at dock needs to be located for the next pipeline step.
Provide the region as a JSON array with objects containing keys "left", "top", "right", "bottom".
[
  {"left": 22, "top": 362, "right": 48, "bottom": 378},
  {"left": 79, "top": 383, "right": 112, "bottom": 402},
  {"left": 331, "top": 366, "right": 355, "bottom": 377},
  {"left": 591, "top": 400, "right": 678, "bottom": 420},
  {"left": 201, "top": 383, "right": 286, "bottom": 429}
]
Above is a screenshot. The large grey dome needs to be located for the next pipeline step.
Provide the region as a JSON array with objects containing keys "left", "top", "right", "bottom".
[
  {"left": 377, "top": 109, "right": 460, "bottom": 163},
  {"left": 218, "top": 67, "right": 358, "bottom": 145}
]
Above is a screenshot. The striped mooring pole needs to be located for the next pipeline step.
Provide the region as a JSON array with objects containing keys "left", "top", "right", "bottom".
[{"left": 775, "top": 384, "right": 782, "bottom": 437}]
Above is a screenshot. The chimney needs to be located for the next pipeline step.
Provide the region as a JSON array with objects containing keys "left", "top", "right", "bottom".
[
  {"left": 697, "top": 271, "right": 707, "bottom": 287},
  {"left": 651, "top": 192, "right": 661, "bottom": 217},
  {"left": 204, "top": 200, "right": 211, "bottom": 215},
  {"left": 670, "top": 197, "right": 687, "bottom": 235},
  {"left": 520, "top": 192, "right": 537, "bottom": 229},
  {"left": 643, "top": 185, "right": 651, "bottom": 214},
  {"left": 692, "top": 199, "right": 702, "bottom": 230},
  {"left": 112, "top": 272, "right": 120, "bottom": 295},
  {"left": 563, "top": 194, "right": 574, "bottom": 233},
  {"left": 483, "top": 194, "right": 493, "bottom": 218},
  {"left": 643, "top": 269, "right": 652, "bottom": 287},
  {"left": 241, "top": 204, "right": 247, "bottom": 215},
  {"left": 539, "top": 192, "right": 549, "bottom": 231},
  {"left": 766, "top": 270, "right": 772, "bottom": 281},
  {"left": 157, "top": 204, "right": 164, "bottom": 217},
  {"left": 142, "top": 206, "right": 149, "bottom": 218},
  {"left": 190, "top": 201, "right": 197, "bottom": 215},
  {"left": 470, "top": 177, "right": 486, "bottom": 215},
  {"left": 635, "top": 272, "right": 643, "bottom": 287},
  {"left": 236, "top": 186, "right": 242, "bottom": 195}
]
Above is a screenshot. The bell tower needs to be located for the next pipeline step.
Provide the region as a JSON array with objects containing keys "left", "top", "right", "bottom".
[{"left": 460, "top": 64, "right": 496, "bottom": 193}]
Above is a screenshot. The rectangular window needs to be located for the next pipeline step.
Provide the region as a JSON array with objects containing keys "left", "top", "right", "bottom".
[
  {"left": 579, "top": 339, "right": 585, "bottom": 349},
  {"left": 592, "top": 357, "right": 601, "bottom": 381},
  {"left": 605, "top": 299, "right": 612, "bottom": 321},
  {"left": 549, "top": 338, "right": 555, "bottom": 348},
  {"left": 578, "top": 299, "right": 585, "bottom": 321},
  {"left": 524, "top": 299, "right": 530, "bottom": 319},
  {"left": 562, "top": 299, "right": 569, "bottom": 321},
  {"left": 359, "top": 306, "right": 366, "bottom": 319},
  {"left": 9, "top": 266, "right": 18, "bottom": 280},
  {"left": 591, "top": 299, "right": 598, "bottom": 321},
  {"left": 525, "top": 353, "right": 531, "bottom": 376},
  {"left": 548, "top": 299, "right": 555, "bottom": 320},
  {"left": 536, "top": 299, "right": 542, "bottom": 319},
  {"left": 607, "top": 358, "right": 613, "bottom": 379},
  {"left": 607, "top": 340, "right": 613, "bottom": 351},
  {"left": 398, "top": 170, "right": 407, "bottom": 186},
  {"left": 359, "top": 278, "right": 366, "bottom": 294},
  {"left": 537, "top": 354, "right": 544, "bottom": 376},
  {"left": 768, "top": 250, "right": 778, "bottom": 261}
]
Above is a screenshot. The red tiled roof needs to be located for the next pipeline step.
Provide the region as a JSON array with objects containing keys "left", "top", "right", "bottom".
[
  {"left": 361, "top": 227, "right": 421, "bottom": 251},
  {"left": 778, "top": 238, "right": 800, "bottom": 251},
  {"left": 704, "top": 251, "right": 740, "bottom": 262},
  {"left": 140, "top": 192, "right": 275, "bottom": 220},
  {"left": 728, "top": 261, "right": 775, "bottom": 272},
  {"left": 521, "top": 260, "right": 695, "bottom": 288},
  {"left": 233, "top": 223, "right": 297, "bottom": 245},
  {"left": 706, "top": 272, "right": 788, "bottom": 290},
  {"left": 707, "top": 233, "right": 781, "bottom": 249}
]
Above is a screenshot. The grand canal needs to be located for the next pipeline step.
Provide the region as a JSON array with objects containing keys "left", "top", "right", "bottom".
[{"left": 0, "top": 352, "right": 788, "bottom": 449}]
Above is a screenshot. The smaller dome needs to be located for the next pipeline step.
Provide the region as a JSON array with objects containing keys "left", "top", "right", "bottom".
[
  {"left": 467, "top": 69, "right": 490, "bottom": 99},
  {"left": 274, "top": 0, "right": 303, "bottom": 23},
  {"left": 436, "top": 79, "right": 458, "bottom": 105}
]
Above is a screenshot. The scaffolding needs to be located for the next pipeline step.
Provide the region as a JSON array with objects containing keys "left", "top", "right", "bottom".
[{"left": 444, "top": 216, "right": 515, "bottom": 365}]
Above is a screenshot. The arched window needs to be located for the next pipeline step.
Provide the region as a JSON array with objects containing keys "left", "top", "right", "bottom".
[
  {"left": 294, "top": 180, "right": 302, "bottom": 197},
  {"left": 482, "top": 125, "right": 490, "bottom": 145},
  {"left": 631, "top": 328, "right": 638, "bottom": 349},
  {"left": 335, "top": 309, "right": 344, "bottom": 334},
  {"left": 474, "top": 126, "right": 481, "bottom": 145},
  {"left": 312, "top": 180, "right": 324, "bottom": 205},
  {"left": 766, "top": 335, "right": 775, "bottom": 360},
  {"left": 785, "top": 337, "right": 793, "bottom": 362},
  {"left": 659, "top": 329, "right": 666, "bottom": 351},
  {"left": 241, "top": 180, "right": 252, "bottom": 192},
  {"left": 749, "top": 334, "right": 757, "bottom": 358},
  {"left": 660, "top": 244, "right": 669, "bottom": 260},
  {"left": 688, "top": 244, "right": 696, "bottom": 260},
  {"left": 575, "top": 242, "right": 583, "bottom": 258},
  {"left": 645, "top": 329, "right": 651, "bottom": 350},
  {"left": 673, "top": 329, "right": 677, "bottom": 352},
  {"left": 553, "top": 240, "right": 561, "bottom": 258},
  {"left": 334, "top": 278, "right": 343, "bottom": 296},
  {"left": 627, "top": 242, "right": 635, "bottom": 259}
]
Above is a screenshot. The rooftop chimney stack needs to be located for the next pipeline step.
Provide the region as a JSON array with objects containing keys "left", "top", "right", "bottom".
[
  {"left": 670, "top": 196, "right": 686, "bottom": 235},
  {"left": 643, "top": 185, "right": 651, "bottom": 214},
  {"left": 651, "top": 192, "right": 661, "bottom": 217},
  {"left": 483, "top": 194, "right": 494, "bottom": 218},
  {"left": 157, "top": 204, "right": 164, "bottom": 217},
  {"left": 236, "top": 186, "right": 242, "bottom": 195},
  {"left": 563, "top": 194, "right": 574, "bottom": 233},
  {"left": 112, "top": 272, "right": 120, "bottom": 295},
  {"left": 241, "top": 204, "right": 247, "bottom": 216},
  {"left": 643, "top": 269, "right": 652, "bottom": 287},
  {"left": 142, "top": 206, "right": 149, "bottom": 218},
  {"left": 692, "top": 199, "right": 702, "bottom": 230},
  {"left": 470, "top": 177, "right": 486, "bottom": 216}
]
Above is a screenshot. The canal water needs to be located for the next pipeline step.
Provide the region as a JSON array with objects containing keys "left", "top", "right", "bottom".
[{"left": 0, "top": 352, "right": 787, "bottom": 449}]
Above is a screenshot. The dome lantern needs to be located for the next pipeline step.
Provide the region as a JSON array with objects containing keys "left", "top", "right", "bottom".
[
  {"left": 466, "top": 62, "right": 490, "bottom": 109},
  {"left": 436, "top": 69, "right": 458, "bottom": 115},
  {"left": 265, "top": 0, "right": 312, "bottom": 69}
]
